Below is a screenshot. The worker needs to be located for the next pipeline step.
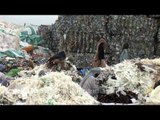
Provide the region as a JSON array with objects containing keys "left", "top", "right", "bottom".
[
  {"left": 120, "top": 43, "right": 129, "bottom": 62},
  {"left": 92, "top": 38, "right": 107, "bottom": 67},
  {"left": 80, "top": 68, "right": 104, "bottom": 99},
  {"left": 47, "top": 51, "right": 66, "bottom": 69}
]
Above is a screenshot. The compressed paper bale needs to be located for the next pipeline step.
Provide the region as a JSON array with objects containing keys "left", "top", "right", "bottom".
[{"left": 38, "top": 15, "right": 159, "bottom": 66}]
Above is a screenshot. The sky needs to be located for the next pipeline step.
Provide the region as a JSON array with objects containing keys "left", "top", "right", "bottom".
[{"left": 0, "top": 15, "right": 59, "bottom": 25}]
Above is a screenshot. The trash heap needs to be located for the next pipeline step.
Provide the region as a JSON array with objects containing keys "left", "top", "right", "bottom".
[
  {"left": 1, "top": 51, "right": 160, "bottom": 104},
  {"left": 45, "top": 52, "right": 82, "bottom": 82},
  {"left": 96, "top": 58, "right": 160, "bottom": 104},
  {"left": 0, "top": 21, "right": 52, "bottom": 87},
  {"left": 0, "top": 64, "right": 98, "bottom": 105},
  {"left": 0, "top": 58, "right": 34, "bottom": 76},
  {"left": 20, "top": 24, "right": 45, "bottom": 47},
  {"left": 0, "top": 21, "right": 22, "bottom": 52},
  {"left": 0, "top": 20, "right": 98, "bottom": 105},
  {"left": 38, "top": 15, "right": 160, "bottom": 66},
  {"left": 0, "top": 20, "right": 54, "bottom": 64},
  {"left": 19, "top": 24, "right": 54, "bottom": 65},
  {"left": 1, "top": 57, "right": 159, "bottom": 105},
  {"left": 0, "top": 21, "right": 34, "bottom": 79},
  {"left": 0, "top": 20, "right": 23, "bottom": 36}
]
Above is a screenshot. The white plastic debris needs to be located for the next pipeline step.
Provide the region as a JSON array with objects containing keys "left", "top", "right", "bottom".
[{"left": 0, "top": 68, "right": 98, "bottom": 105}]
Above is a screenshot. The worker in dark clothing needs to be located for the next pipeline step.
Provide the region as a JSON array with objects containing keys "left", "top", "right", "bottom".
[
  {"left": 47, "top": 51, "right": 67, "bottom": 70},
  {"left": 93, "top": 38, "right": 107, "bottom": 67}
]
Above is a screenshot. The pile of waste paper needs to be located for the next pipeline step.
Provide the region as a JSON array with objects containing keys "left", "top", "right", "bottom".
[
  {"left": 0, "top": 64, "right": 98, "bottom": 105},
  {"left": 0, "top": 20, "right": 53, "bottom": 66},
  {"left": 1, "top": 53, "right": 160, "bottom": 105},
  {"left": 95, "top": 58, "right": 160, "bottom": 104}
]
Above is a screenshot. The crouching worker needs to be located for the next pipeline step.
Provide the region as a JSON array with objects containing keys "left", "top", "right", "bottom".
[
  {"left": 80, "top": 68, "right": 105, "bottom": 99},
  {"left": 47, "top": 51, "right": 74, "bottom": 71},
  {"left": 47, "top": 51, "right": 66, "bottom": 70}
]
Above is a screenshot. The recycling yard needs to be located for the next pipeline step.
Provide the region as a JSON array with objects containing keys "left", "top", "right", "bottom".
[{"left": 0, "top": 15, "right": 160, "bottom": 105}]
